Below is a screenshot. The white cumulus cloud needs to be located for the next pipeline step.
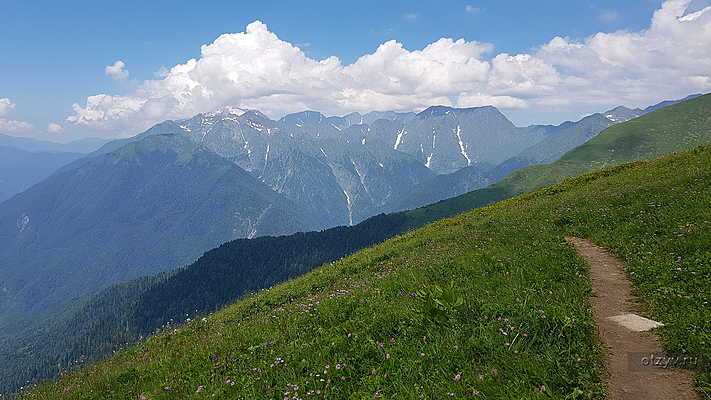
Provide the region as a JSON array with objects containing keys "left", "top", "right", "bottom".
[
  {"left": 0, "top": 98, "right": 16, "bottom": 117},
  {"left": 105, "top": 60, "right": 129, "bottom": 80},
  {"left": 0, "top": 98, "right": 32, "bottom": 133},
  {"left": 67, "top": 0, "right": 711, "bottom": 136}
]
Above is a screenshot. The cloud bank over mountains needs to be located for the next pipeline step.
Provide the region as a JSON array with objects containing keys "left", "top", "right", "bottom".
[{"left": 67, "top": 0, "right": 711, "bottom": 136}]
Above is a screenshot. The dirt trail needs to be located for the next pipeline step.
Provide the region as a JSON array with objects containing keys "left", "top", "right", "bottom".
[{"left": 565, "top": 237, "right": 698, "bottom": 400}]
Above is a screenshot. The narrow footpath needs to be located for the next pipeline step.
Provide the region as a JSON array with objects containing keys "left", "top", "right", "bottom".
[{"left": 565, "top": 237, "right": 698, "bottom": 400}]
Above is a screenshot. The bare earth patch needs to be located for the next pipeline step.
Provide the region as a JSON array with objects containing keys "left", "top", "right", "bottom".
[{"left": 566, "top": 237, "right": 698, "bottom": 400}]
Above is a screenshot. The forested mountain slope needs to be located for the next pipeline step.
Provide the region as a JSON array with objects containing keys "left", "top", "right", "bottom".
[{"left": 0, "top": 134, "right": 307, "bottom": 332}]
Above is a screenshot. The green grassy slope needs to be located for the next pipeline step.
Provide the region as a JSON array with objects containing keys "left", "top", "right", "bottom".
[
  {"left": 403, "top": 93, "right": 711, "bottom": 228},
  {"left": 23, "top": 146, "right": 711, "bottom": 399},
  {"left": 560, "top": 94, "right": 711, "bottom": 167}
]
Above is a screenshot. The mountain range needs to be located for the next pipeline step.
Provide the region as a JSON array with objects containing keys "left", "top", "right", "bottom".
[
  {"left": 0, "top": 94, "right": 700, "bottom": 336},
  {"left": 0, "top": 134, "right": 109, "bottom": 154},
  {"left": 0, "top": 146, "right": 83, "bottom": 203},
  {"left": 1, "top": 93, "right": 709, "bottom": 395},
  {"left": 386, "top": 93, "right": 703, "bottom": 212}
]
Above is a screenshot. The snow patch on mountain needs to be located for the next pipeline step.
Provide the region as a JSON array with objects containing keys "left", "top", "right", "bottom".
[
  {"left": 17, "top": 213, "right": 29, "bottom": 233},
  {"left": 455, "top": 125, "right": 472, "bottom": 166},
  {"left": 605, "top": 114, "right": 627, "bottom": 123},
  {"left": 264, "top": 143, "right": 270, "bottom": 170},
  {"left": 394, "top": 128, "right": 406, "bottom": 150},
  {"left": 342, "top": 189, "right": 353, "bottom": 226}
]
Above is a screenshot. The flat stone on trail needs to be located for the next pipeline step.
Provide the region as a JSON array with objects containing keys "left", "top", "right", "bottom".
[{"left": 607, "top": 313, "right": 665, "bottom": 332}]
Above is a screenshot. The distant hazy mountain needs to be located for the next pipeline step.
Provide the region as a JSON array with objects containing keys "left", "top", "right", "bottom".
[
  {"left": 0, "top": 146, "right": 83, "bottom": 202},
  {"left": 497, "top": 107, "right": 639, "bottom": 171},
  {"left": 166, "top": 108, "right": 436, "bottom": 227},
  {"left": 363, "top": 105, "right": 547, "bottom": 174},
  {"left": 0, "top": 134, "right": 307, "bottom": 330},
  {"left": 386, "top": 96, "right": 699, "bottom": 212},
  {"left": 642, "top": 93, "right": 702, "bottom": 113},
  {"left": 279, "top": 106, "right": 549, "bottom": 174},
  {"left": 342, "top": 110, "right": 417, "bottom": 126},
  {"left": 0, "top": 134, "right": 109, "bottom": 153},
  {"left": 0, "top": 135, "right": 108, "bottom": 202},
  {"left": 384, "top": 108, "right": 624, "bottom": 212},
  {"left": 499, "top": 97, "right": 702, "bottom": 169}
]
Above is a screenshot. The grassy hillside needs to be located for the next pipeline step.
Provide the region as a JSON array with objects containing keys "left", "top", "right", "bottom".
[
  {"left": 560, "top": 93, "right": 711, "bottom": 167},
  {"left": 22, "top": 145, "right": 711, "bottom": 399}
]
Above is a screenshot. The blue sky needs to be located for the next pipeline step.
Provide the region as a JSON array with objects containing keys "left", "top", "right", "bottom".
[{"left": 1, "top": 0, "right": 709, "bottom": 140}]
